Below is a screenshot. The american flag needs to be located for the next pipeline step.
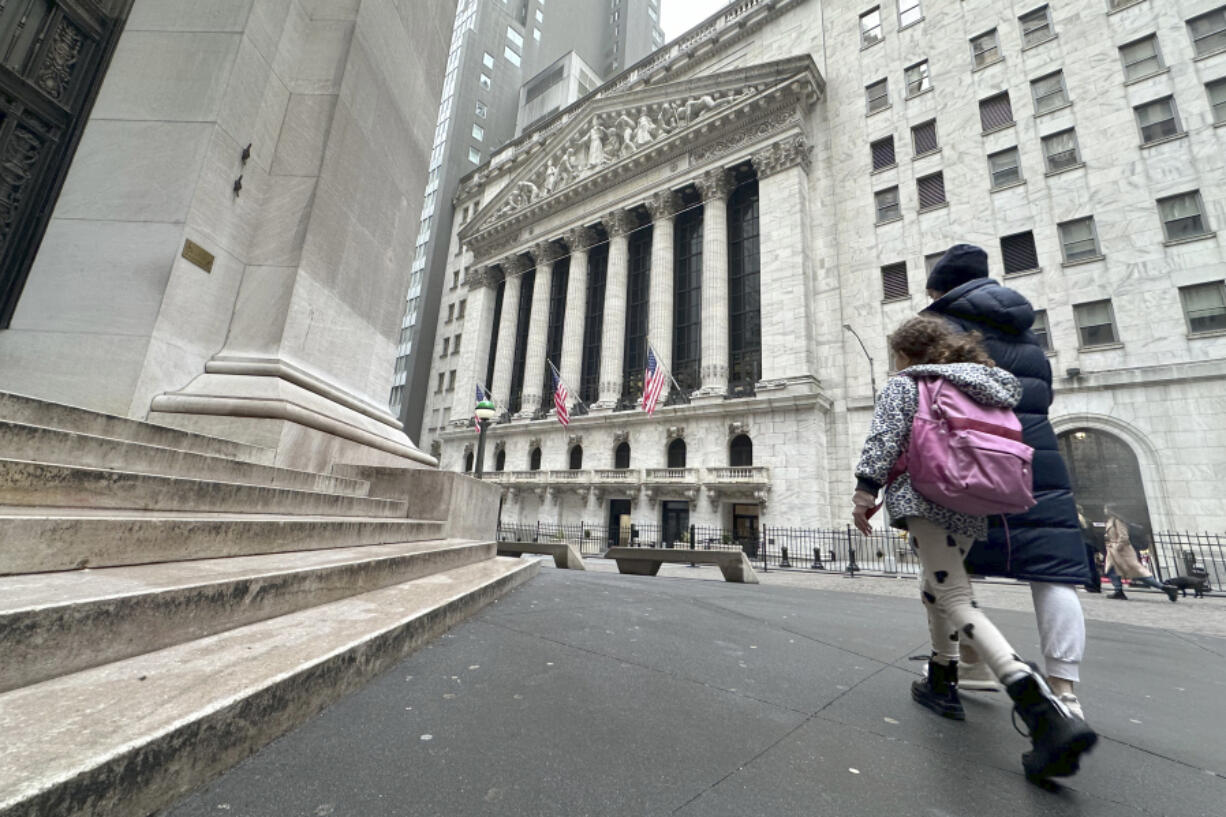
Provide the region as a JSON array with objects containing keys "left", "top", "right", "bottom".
[
  {"left": 641, "top": 346, "right": 666, "bottom": 416},
  {"left": 552, "top": 370, "right": 570, "bottom": 427}
]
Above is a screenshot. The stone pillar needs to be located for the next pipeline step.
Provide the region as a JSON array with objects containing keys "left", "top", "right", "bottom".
[
  {"left": 696, "top": 168, "right": 732, "bottom": 398},
  {"left": 518, "top": 242, "right": 562, "bottom": 418},
  {"left": 490, "top": 256, "right": 527, "bottom": 418},
  {"left": 596, "top": 210, "right": 632, "bottom": 409},
  {"left": 559, "top": 227, "right": 595, "bottom": 398},
  {"left": 452, "top": 265, "right": 502, "bottom": 425},
  {"left": 751, "top": 136, "right": 817, "bottom": 394},
  {"left": 645, "top": 190, "right": 679, "bottom": 403}
]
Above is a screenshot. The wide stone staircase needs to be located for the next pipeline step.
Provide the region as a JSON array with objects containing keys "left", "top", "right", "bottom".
[{"left": 0, "top": 391, "right": 537, "bottom": 817}]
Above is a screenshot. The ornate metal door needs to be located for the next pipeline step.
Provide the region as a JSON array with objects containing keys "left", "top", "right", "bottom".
[{"left": 0, "top": 0, "right": 130, "bottom": 325}]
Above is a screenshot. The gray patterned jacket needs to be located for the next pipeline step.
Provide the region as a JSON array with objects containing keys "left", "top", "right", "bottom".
[{"left": 854, "top": 363, "right": 1023, "bottom": 538}]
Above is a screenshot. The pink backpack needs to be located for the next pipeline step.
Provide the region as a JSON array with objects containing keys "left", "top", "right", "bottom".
[{"left": 898, "top": 376, "right": 1037, "bottom": 516}]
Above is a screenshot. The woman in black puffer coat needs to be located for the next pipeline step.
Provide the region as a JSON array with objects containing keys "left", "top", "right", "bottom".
[{"left": 920, "top": 244, "right": 1091, "bottom": 718}]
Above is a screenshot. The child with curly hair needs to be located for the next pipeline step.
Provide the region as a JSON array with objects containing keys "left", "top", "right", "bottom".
[{"left": 853, "top": 316, "right": 1097, "bottom": 783}]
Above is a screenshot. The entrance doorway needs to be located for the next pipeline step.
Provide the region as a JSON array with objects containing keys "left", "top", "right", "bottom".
[
  {"left": 607, "top": 499, "right": 632, "bottom": 546},
  {"left": 1058, "top": 428, "right": 1153, "bottom": 531},
  {"left": 732, "top": 503, "right": 760, "bottom": 557},
  {"left": 661, "top": 501, "right": 690, "bottom": 546}
]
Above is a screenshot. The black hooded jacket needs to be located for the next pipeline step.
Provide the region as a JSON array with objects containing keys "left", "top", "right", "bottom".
[{"left": 922, "top": 278, "right": 1091, "bottom": 584}]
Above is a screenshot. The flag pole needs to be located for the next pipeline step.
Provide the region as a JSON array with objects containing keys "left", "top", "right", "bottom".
[
  {"left": 548, "top": 359, "right": 587, "bottom": 414},
  {"left": 646, "top": 339, "right": 691, "bottom": 405}
]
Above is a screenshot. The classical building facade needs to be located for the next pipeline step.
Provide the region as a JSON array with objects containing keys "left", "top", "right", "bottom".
[{"left": 424, "top": 0, "right": 1226, "bottom": 539}]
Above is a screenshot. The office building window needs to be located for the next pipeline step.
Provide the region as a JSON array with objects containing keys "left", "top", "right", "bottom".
[
  {"left": 917, "top": 172, "right": 946, "bottom": 210},
  {"left": 924, "top": 252, "right": 944, "bottom": 275},
  {"left": 483, "top": 52, "right": 495, "bottom": 69},
  {"left": 881, "top": 262, "right": 908, "bottom": 300},
  {"left": 1188, "top": 7, "right": 1226, "bottom": 57},
  {"left": 533, "top": 28, "right": 540, "bottom": 41},
  {"left": 1042, "top": 129, "right": 1080, "bottom": 172},
  {"left": 1120, "top": 35, "right": 1163, "bottom": 82},
  {"left": 1074, "top": 300, "right": 1119, "bottom": 347},
  {"left": 436, "top": 373, "right": 445, "bottom": 393},
  {"left": 905, "top": 60, "right": 931, "bottom": 96},
  {"left": 479, "top": 73, "right": 491, "bottom": 90},
  {"left": 899, "top": 0, "right": 922, "bottom": 28},
  {"left": 988, "top": 147, "right": 1022, "bottom": 188},
  {"left": 1209, "top": 78, "right": 1226, "bottom": 124},
  {"left": 506, "top": 26, "right": 524, "bottom": 48},
  {"left": 471, "top": 123, "right": 484, "bottom": 141},
  {"left": 866, "top": 78, "right": 889, "bottom": 113},
  {"left": 980, "top": 91, "right": 1014, "bottom": 132},
  {"left": 912, "top": 120, "right": 938, "bottom": 155},
  {"left": 1020, "top": 5, "right": 1055, "bottom": 48},
  {"left": 535, "top": 8, "right": 543, "bottom": 22},
  {"left": 871, "top": 135, "right": 895, "bottom": 170},
  {"left": 1058, "top": 217, "right": 1101, "bottom": 262},
  {"left": 1109, "top": 0, "right": 1143, "bottom": 9},
  {"left": 1032, "top": 309, "right": 1052, "bottom": 352},
  {"left": 1157, "top": 191, "right": 1211, "bottom": 241},
  {"left": 447, "top": 371, "right": 456, "bottom": 391},
  {"left": 1180, "top": 281, "right": 1226, "bottom": 334},
  {"left": 504, "top": 45, "right": 521, "bottom": 66},
  {"left": 1001, "top": 231, "right": 1039, "bottom": 274},
  {"left": 475, "top": 101, "right": 487, "bottom": 118},
  {"left": 860, "top": 7, "right": 882, "bottom": 47},
  {"left": 1135, "top": 97, "right": 1181, "bottom": 143},
  {"left": 468, "top": 147, "right": 481, "bottom": 164},
  {"left": 1031, "top": 71, "right": 1068, "bottom": 114},
  {"left": 453, "top": 333, "right": 461, "bottom": 354},
  {"left": 971, "top": 29, "right": 1000, "bottom": 68},
  {"left": 875, "top": 186, "right": 901, "bottom": 223},
  {"left": 440, "top": 337, "right": 450, "bottom": 357}
]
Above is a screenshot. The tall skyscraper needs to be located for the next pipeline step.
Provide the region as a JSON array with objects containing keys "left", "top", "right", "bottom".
[{"left": 390, "top": 0, "right": 664, "bottom": 441}]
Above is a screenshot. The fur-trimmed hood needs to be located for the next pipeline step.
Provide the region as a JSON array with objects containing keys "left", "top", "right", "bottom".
[{"left": 898, "top": 363, "right": 1022, "bottom": 409}]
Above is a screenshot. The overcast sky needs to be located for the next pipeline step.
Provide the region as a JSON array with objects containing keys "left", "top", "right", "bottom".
[{"left": 660, "top": 0, "right": 730, "bottom": 42}]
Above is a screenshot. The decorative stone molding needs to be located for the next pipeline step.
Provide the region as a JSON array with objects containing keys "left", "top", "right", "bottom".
[
  {"left": 494, "top": 440, "right": 506, "bottom": 454},
  {"left": 463, "top": 442, "right": 474, "bottom": 456},
  {"left": 501, "top": 255, "right": 532, "bottom": 276},
  {"left": 531, "top": 241, "right": 563, "bottom": 266},
  {"left": 567, "top": 433, "right": 584, "bottom": 447},
  {"left": 695, "top": 167, "right": 733, "bottom": 201},
  {"left": 751, "top": 134, "right": 811, "bottom": 178},
  {"left": 644, "top": 189, "right": 680, "bottom": 221},
  {"left": 528, "top": 436, "right": 542, "bottom": 450},
  {"left": 429, "top": 439, "right": 442, "bottom": 459},
  {"left": 565, "top": 226, "right": 597, "bottom": 252},
  {"left": 603, "top": 209, "right": 633, "bottom": 238},
  {"left": 666, "top": 425, "right": 686, "bottom": 441},
  {"left": 612, "top": 430, "right": 630, "bottom": 444},
  {"left": 689, "top": 109, "right": 801, "bottom": 165},
  {"left": 463, "top": 265, "right": 502, "bottom": 290},
  {"left": 728, "top": 421, "right": 749, "bottom": 439}
]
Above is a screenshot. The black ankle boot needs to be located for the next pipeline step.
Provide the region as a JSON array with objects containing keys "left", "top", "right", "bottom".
[
  {"left": 912, "top": 659, "right": 965, "bottom": 721},
  {"left": 1001, "top": 663, "right": 1098, "bottom": 782}
]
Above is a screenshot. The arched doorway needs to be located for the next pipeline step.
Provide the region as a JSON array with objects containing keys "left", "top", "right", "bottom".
[
  {"left": 495, "top": 449, "right": 506, "bottom": 472},
  {"left": 1058, "top": 428, "right": 1153, "bottom": 532},
  {"left": 614, "top": 441, "right": 631, "bottom": 469},
  {"left": 729, "top": 434, "right": 752, "bottom": 466},
  {"left": 667, "top": 438, "right": 686, "bottom": 468},
  {"left": 464, "top": 451, "right": 474, "bottom": 472},
  {"left": 569, "top": 445, "right": 583, "bottom": 469},
  {"left": 529, "top": 447, "right": 542, "bottom": 471}
]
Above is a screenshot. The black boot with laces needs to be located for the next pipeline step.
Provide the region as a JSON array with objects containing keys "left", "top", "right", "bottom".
[
  {"left": 911, "top": 659, "right": 964, "bottom": 721},
  {"left": 1002, "top": 663, "right": 1098, "bottom": 782}
]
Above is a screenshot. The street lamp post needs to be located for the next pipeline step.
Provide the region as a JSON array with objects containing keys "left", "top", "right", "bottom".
[
  {"left": 473, "top": 399, "right": 497, "bottom": 478},
  {"left": 842, "top": 323, "right": 878, "bottom": 405}
]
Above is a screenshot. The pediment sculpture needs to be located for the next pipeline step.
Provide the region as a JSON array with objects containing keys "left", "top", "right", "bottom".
[{"left": 493, "top": 86, "right": 758, "bottom": 220}]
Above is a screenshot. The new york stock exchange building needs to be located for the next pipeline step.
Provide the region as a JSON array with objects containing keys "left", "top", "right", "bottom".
[{"left": 423, "top": 0, "right": 1226, "bottom": 546}]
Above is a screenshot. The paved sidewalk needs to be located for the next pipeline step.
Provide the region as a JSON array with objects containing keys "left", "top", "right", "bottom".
[{"left": 165, "top": 564, "right": 1226, "bottom": 817}]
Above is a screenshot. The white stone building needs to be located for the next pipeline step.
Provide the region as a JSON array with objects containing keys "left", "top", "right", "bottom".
[{"left": 421, "top": 0, "right": 1226, "bottom": 541}]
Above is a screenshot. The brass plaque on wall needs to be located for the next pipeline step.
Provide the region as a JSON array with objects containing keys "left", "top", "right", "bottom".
[{"left": 182, "top": 239, "right": 215, "bottom": 273}]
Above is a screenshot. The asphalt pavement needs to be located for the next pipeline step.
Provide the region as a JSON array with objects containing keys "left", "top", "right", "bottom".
[{"left": 163, "top": 562, "right": 1226, "bottom": 817}]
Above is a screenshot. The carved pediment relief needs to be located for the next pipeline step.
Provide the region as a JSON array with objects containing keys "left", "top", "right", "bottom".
[{"left": 461, "top": 56, "right": 823, "bottom": 258}]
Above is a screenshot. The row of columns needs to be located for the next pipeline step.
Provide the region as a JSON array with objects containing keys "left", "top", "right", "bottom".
[{"left": 453, "top": 134, "right": 811, "bottom": 427}]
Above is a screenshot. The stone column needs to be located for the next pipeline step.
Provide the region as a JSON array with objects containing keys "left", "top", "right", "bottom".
[
  {"left": 559, "top": 226, "right": 595, "bottom": 398},
  {"left": 596, "top": 210, "right": 632, "bottom": 409},
  {"left": 490, "top": 256, "right": 528, "bottom": 418},
  {"left": 695, "top": 167, "right": 732, "bottom": 398},
  {"left": 451, "top": 265, "right": 502, "bottom": 425},
  {"left": 645, "top": 190, "right": 679, "bottom": 403},
  {"left": 518, "top": 242, "right": 562, "bottom": 418},
  {"left": 751, "top": 136, "right": 817, "bottom": 393}
]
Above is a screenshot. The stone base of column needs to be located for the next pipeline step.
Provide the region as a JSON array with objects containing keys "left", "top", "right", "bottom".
[
  {"left": 755, "top": 375, "right": 823, "bottom": 396},
  {"left": 690, "top": 389, "right": 727, "bottom": 405},
  {"left": 589, "top": 400, "right": 618, "bottom": 413}
]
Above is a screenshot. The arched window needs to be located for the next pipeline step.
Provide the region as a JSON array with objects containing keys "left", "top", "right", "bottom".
[
  {"left": 667, "top": 438, "right": 687, "bottom": 468},
  {"left": 569, "top": 445, "right": 583, "bottom": 470},
  {"left": 529, "top": 447, "right": 542, "bottom": 471},
  {"left": 614, "top": 441, "right": 631, "bottom": 469},
  {"left": 495, "top": 449, "right": 506, "bottom": 472},
  {"left": 730, "top": 434, "right": 753, "bottom": 467},
  {"left": 464, "top": 451, "right": 474, "bottom": 472}
]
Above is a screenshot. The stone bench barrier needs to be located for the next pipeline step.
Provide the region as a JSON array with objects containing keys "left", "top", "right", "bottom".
[
  {"left": 497, "top": 541, "right": 587, "bottom": 570},
  {"left": 604, "top": 546, "right": 759, "bottom": 584}
]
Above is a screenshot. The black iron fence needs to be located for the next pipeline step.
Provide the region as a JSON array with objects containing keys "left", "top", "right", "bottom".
[{"left": 497, "top": 521, "right": 1225, "bottom": 589}]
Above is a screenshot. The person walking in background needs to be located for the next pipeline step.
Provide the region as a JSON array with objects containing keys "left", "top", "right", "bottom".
[
  {"left": 1079, "top": 504, "right": 1103, "bottom": 594},
  {"left": 853, "top": 316, "right": 1097, "bottom": 783},
  {"left": 1103, "top": 504, "right": 1178, "bottom": 602},
  {"left": 921, "top": 245, "right": 1091, "bottom": 719}
]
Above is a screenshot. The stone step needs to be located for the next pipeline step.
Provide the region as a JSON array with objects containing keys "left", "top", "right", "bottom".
[
  {"left": 0, "top": 459, "right": 406, "bottom": 518},
  {"left": 0, "top": 512, "right": 446, "bottom": 575},
  {"left": 0, "top": 557, "right": 538, "bottom": 817},
  {"left": 0, "top": 420, "right": 371, "bottom": 496},
  {"left": 0, "top": 391, "right": 274, "bottom": 465},
  {"left": 0, "top": 539, "right": 496, "bottom": 692}
]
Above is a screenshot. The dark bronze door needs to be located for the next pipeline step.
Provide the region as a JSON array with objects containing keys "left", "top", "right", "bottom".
[{"left": 0, "top": 0, "right": 131, "bottom": 325}]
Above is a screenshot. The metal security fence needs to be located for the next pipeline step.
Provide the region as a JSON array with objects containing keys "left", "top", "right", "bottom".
[{"left": 1150, "top": 532, "right": 1225, "bottom": 590}]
